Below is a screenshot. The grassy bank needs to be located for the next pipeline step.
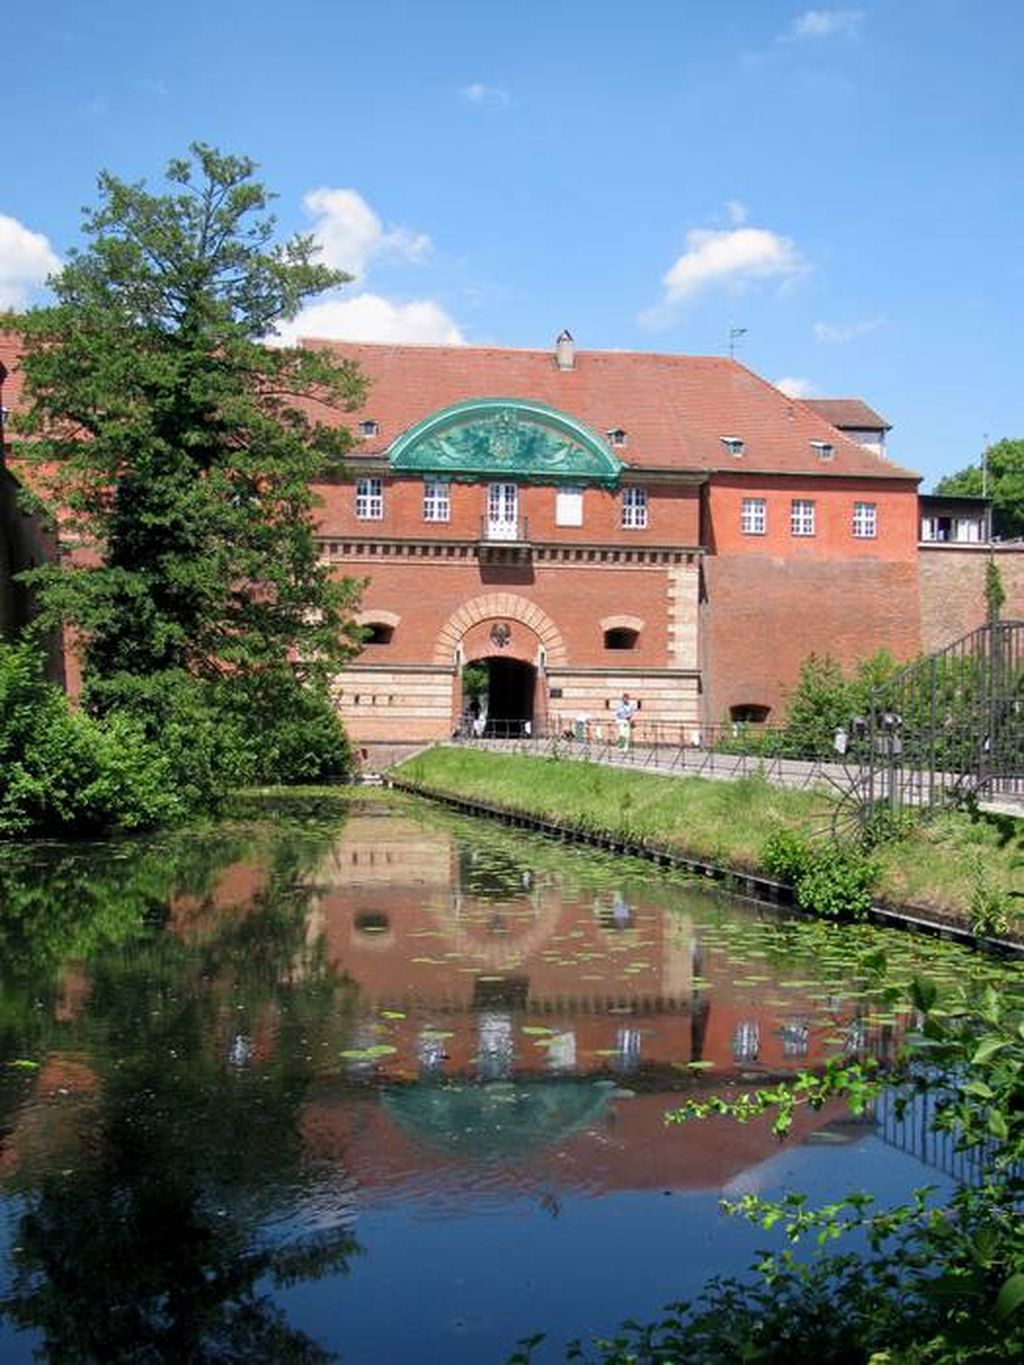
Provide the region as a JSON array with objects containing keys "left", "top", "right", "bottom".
[{"left": 396, "top": 746, "right": 1023, "bottom": 925}]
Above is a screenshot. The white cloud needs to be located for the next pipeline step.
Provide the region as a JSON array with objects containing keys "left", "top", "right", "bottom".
[
  {"left": 460, "top": 82, "right": 510, "bottom": 108},
  {"left": 302, "top": 188, "right": 431, "bottom": 280},
  {"left": 640, "top": 225, "right": 808, "bottom": 326},
  {"left": 775, "top": 375, "right": 819, "bottom": 398},
  {"left": 276, "top": 293, "right": 465, "bottom": 346},
  {"left": 785, "top": 9, "right": 864, "bottom": 40},
  {"left": 813, "top": 317, "right": 883, "bottom": 343},
  {"left": 0, "top": 214, "right": 61, "bottom": 309}
]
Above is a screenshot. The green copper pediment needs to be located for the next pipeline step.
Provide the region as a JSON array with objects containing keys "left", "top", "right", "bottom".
[{"left": 388, "top": 398, "right": 622, "bottom": 486}]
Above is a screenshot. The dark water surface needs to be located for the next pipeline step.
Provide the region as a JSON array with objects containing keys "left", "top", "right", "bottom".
[{"left": 0, "top": 794, "right": 1014, "bottom": 1362}]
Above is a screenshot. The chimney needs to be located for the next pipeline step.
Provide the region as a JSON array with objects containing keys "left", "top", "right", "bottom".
[{"left": 555, "top": 329, "right": 575, "bottom": 371}]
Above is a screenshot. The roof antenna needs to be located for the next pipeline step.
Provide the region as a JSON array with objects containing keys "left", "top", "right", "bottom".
[{"left": 728, "top": 326, "right": 747, "bottom": 360}]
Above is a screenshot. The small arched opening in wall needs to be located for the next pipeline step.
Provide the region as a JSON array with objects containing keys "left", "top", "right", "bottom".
[
  {"left": 729, "top": 703, "right": 771, "bottom": 725},
  {"left": 600, "top": 613, "right": 644, "bottom": 652},
  {"left": 353, "top": 609, "right": 401, "bottom": 648}
]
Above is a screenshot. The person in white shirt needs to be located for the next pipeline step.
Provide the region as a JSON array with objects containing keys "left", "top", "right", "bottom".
[{"left": 614, "top": 692, "right": 638, "bottom": 751}]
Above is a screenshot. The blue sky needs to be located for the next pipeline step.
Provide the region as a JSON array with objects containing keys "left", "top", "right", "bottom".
[{"left": 4, "top": 0, "right": 1022, "bottom": 487}]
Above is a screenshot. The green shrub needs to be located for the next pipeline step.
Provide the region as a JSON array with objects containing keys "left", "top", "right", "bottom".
[
  {"left": 761, "top": 828, "right": 815, "bottom": 882},
  {"left": 0, "top": 643, "right": 183, "bottom": 836},
  {"left": 792, "top": 846, "right": 880, "bottom": 919},
  {"left": 760, "top": 827, "right": 880, "bottom": 920}
]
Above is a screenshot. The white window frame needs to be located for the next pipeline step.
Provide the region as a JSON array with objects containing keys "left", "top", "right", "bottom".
[
  {"left": 355, "top": 476, "right": 384, "bottom": 520},
  {"left": 853, "top": 501, "right": 877, "bottom": 538},
  {"left": 423, "top": 478, "right": 451, "bottom": 523},
  {"left": 555, "top": 485, "right": 584, "bottom": 527},
  {"left": 621, "top": 486, "right": 648, "bottom": 529},
  {"left": 790, "top": 498, "right": 816, "bottom": 537},
  {"left": 741, "top": 497, "right": 767, "bottom": 535}
]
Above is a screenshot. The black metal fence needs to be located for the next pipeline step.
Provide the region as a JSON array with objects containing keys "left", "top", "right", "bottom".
[{"left": 852, "top": 619, "right": 1024, "bottom": 820}]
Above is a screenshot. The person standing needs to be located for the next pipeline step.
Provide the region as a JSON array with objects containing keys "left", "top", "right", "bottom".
[{"left": 614, "top": 692, "right": 638, "bottom": 751}]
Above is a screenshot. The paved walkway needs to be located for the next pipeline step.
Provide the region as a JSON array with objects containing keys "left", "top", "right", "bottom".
[{"left": 453, "top": 735, "right": 858, "bottom": 795}]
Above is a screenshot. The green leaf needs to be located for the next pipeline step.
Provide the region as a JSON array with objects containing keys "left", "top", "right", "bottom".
[
  {"left": 971, "top": 1037, "right": 1008, "bottom": 1066},
  {"left": 995, "top": 1272, "right": 1024, "bottom": 1319}
]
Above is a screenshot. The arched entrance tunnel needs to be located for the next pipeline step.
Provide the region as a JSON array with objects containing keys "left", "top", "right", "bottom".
[{"left": 476, "top": 656, "right": 536, "bottom": 737}]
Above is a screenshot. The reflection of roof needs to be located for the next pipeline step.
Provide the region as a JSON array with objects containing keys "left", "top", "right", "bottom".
[
  {"left": 381, "top": 1078, "right": 613, "bottom": 1158},
  {"left": 299, "top": 341, "right": 917, "bottom": 480},
  {"left": 803, "top": 397, "right": 891, "bottom": 431}
]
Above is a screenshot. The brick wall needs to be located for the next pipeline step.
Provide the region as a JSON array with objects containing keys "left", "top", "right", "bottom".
[
  {"left": 315, "top": 474, "right": 702, "bottom": 548},
  {"left": 918, "top": 545, "right": 1024, "bottom": 651},
  {"left": 701, "top": 555, "right": 922, "bottom": 725}
]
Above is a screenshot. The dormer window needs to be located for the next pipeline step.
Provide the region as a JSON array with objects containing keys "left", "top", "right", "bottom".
[
  {"left": 359, "top": 419, "right": 380, "bottom": 439},
  {"left": 811, "top": 440, "right": 835, "bottom": 461},
  {"left": 721, "top": 435, "right": 745, "bottom": 457},
  {"left": 607, "top": 428, "right": 627, "bottom": 448}
]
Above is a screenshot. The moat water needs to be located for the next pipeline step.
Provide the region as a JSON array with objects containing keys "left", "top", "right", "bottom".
[{"left": 0, "top": 794, "right": 1012, "bottom": 1362}]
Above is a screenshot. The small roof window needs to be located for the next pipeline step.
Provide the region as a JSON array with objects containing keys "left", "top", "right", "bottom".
[
  {"left": 720, "top": 436, "right": 745, "bottom": 457},
  {"left": 606, "top": 428, "right": 627, "bottom": 447},
  {"left": 359, "top": 419, "right": 380, "bottom": 438},
  {"left": 811, "top": 439, "right": 835, "bottom": 461}
]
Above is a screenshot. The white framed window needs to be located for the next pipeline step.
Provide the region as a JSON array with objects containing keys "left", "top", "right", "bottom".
[
  {"left": 721, "top": 435, "right": 745, "bottom": 457},
  {"left": 555, "top": 485, "right": 584, "bottom": 527},
  {"left": 423, "top": 478, "right": 450, "bottom": 522},
  {"left": 621, "top": 486, "right": 648, "bottom": 529},
  {"left": 790, "top": 498, "right": 816, "bottom": 537},
  {"left": 853, "top": 501, "right": 877, "bottom": 538},
  {"left": 811, "top": 440, "right": 835, "bottom": 461},
  {"left": 358, "top": 419, "right": 379, "bottom": 439},
  {"left": 741, "top": 497, "right": 766, "bottom": 535},
  {"left": 355, "top": 476, "right": 383, "bottom": 520}
]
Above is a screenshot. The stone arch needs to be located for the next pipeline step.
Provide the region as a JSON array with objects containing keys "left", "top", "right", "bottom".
[
  {"left": 353, "top": 609, "right": 401, "bottom": 629},
  {"left": 433, "top": 593, "right": 568, "bottom": 666},
  {"left": 599, "top": 613, "right": 645, "bottom": 635}
]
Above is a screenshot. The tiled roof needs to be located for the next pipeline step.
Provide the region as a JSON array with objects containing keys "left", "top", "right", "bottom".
[
  {"left": 303, "top": 341, "right": 917, "bottom": 480},
  {"left": 803, "top": 397, "right": 891, "bottom": 432},
  {"left": 0, "top": 331, "right": 916, "bottom": 481}
]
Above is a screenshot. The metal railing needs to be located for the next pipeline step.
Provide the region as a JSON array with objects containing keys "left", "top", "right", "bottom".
[
  {"left": 450, "top": 719, "right": 848, "bottom": 791},
  {"left": 478, "top": 515, "right": 530, "bottom": 544}
]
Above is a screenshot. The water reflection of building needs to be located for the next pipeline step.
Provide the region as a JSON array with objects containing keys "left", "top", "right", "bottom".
[{"left": 303, "top": 815, "right": 861, "bottom": 1094}]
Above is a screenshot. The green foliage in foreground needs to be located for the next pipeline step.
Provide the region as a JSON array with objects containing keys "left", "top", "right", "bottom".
[
  {"left": 0, "top": 642, "right": 183, "bottom": 836},
  {"left": 517, "top": 966, "right": 1024, "bottom": 1363}
]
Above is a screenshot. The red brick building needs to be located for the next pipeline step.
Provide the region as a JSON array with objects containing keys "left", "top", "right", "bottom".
[
  {"left": 303, "top": 334, "right": 923, "bottom": 745},
  {"left": 7, "top": 330, "right": 1016, "bottom": 747}
]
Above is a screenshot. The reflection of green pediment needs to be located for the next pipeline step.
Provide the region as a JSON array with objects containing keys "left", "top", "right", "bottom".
[
  {"left": 382, "top": 1079, "right": 614, "bottom": 1159},
  {"left": 388, "top": 399, "right": 622, "bottom": 486}
]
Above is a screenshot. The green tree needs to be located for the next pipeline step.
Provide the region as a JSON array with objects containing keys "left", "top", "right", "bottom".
[
  {"left": 7, "top": 144, "right": 365, "bottom": 789},
  {"left": 936, "top": 438, "right": 1024, "bottom": 539}
]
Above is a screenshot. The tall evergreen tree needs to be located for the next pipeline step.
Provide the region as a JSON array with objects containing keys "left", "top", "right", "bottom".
[{"left": 7, "top": 145, "right": 366, "bottom": 786}]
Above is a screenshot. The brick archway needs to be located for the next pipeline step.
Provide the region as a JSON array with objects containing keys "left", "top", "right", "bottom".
[{"left": 433, "top": 593, "right": 568, "bottom": 666}]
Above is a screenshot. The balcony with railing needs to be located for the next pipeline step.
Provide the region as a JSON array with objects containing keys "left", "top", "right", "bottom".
[{"left": 478, "top": 514, "right": 531, "bottom": 555}]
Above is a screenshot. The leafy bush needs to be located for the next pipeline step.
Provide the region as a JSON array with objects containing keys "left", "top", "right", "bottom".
[
  {"left": 792, "top": 846, "right": 880, "bottom": 919},
  {"left": 88, "top": 666, "right": 354, "bottom": 807},
  {"left": 761, "top": 828, "right": 815, "bottom": 882},
  {"left": 760, "top": 828, "right": 880, "bottom": 920},
  {"left": 0, "top": 643, "right": 183, "bottom": 836}
]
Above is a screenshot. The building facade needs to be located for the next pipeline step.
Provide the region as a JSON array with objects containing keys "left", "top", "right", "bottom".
[{"left": 302, "top": 335, "right": 923, "bottom": 746}]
